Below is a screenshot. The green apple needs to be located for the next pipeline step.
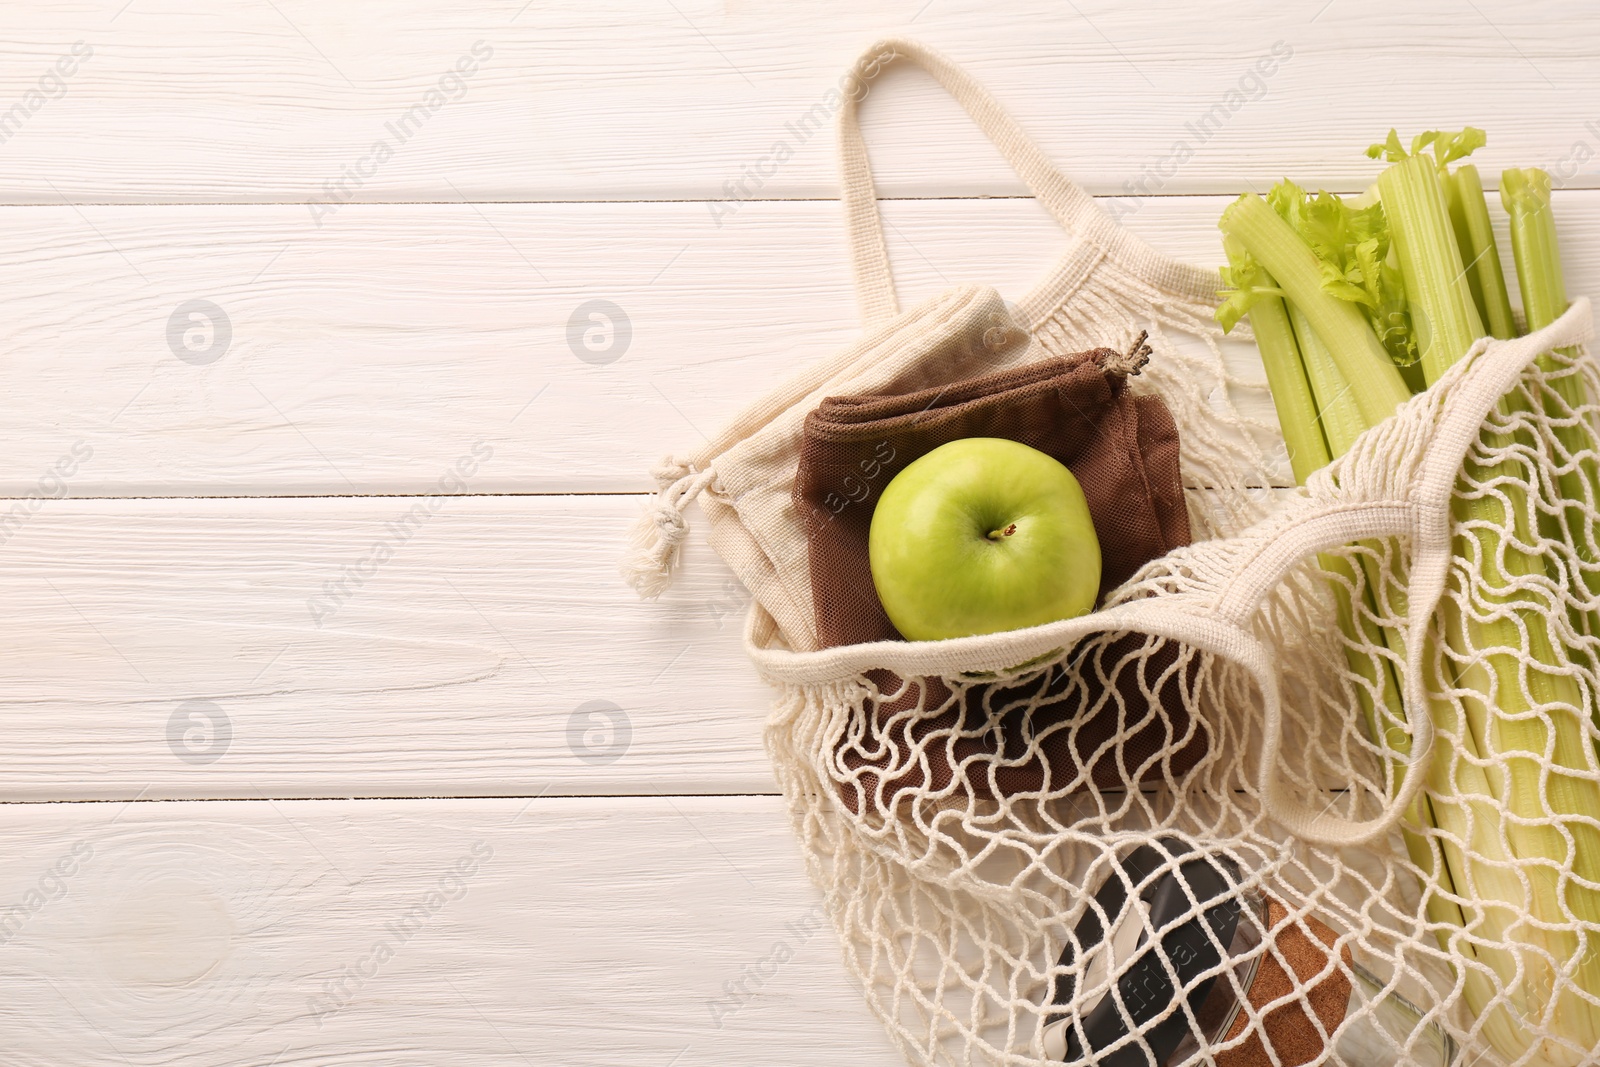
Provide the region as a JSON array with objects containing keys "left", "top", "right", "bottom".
[{"left": 867, "top": 438, "right": 1101, "bottom": 641}]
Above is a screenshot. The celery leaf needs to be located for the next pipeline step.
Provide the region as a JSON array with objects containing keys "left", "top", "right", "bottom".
[
  {"left": 1215, "top": 227, "right": 1283, "bottom": 334},
  {"left": 1431, "top": 127, "right": 1486, "bottom": 167},
  {"left": 1366, "top": 129, "right": 1409, "bottom": 163}
]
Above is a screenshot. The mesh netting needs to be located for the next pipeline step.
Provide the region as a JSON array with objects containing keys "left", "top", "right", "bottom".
[{"left": 751, "top": 296, "right": 1600, "bottom": 1067}]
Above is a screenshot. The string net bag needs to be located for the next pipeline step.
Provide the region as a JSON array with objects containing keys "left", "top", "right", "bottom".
[
  {"left": 748, "top": 296, "right": 1600, "bottom": 1067},
  {"left": 623, "top": 35, "right": 1600, "bottom": 1067}
]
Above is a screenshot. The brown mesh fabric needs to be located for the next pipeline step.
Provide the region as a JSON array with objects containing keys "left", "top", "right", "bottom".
[
  {"left": 793, "top": 348, "right": 1190, "bottom": 648},
  {"left": 834, "top": 634, "right": 1207, "bottom": 813}
]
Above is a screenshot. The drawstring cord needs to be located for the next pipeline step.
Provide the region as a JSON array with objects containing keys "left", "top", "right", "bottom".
[
  {"left": 619, "top": 456, "right": 717, "bottom": 599},
  {"left": 1099, "top": 330, "right": 1152, "bottom": 377}
]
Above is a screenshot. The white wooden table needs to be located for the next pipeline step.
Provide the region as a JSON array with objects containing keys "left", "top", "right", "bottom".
[{"left": 2, "top": 2, "right": 1597, "bottom": 1063}]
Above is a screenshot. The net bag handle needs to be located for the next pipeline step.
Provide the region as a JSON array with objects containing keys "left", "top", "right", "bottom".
[{"left": 835, "top": 37, "right": 1217, "bottom": 327}]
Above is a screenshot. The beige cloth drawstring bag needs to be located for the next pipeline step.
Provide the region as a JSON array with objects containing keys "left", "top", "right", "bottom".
[{"left": 623, "top": 36, "right": 1600, "bottom": 1067}]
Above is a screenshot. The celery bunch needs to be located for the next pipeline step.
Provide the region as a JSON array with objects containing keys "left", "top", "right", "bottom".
[{"left": 1217, "top": 134, "right": 1600, "bottom": 1065}]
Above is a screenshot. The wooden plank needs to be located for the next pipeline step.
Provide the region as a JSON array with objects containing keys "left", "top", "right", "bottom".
[
  {"left": 0, "top": 193, "right": 1291, "bottom": 494},
  {"left": 12, "top": 189, "right": 1600, "bottom": 497},
  {"left": 0, "top": 1, "right": 1596, "bottom": 202},
  {"left": 0, "top": 794, "right": 902, "bottom": 1066},
  {"left": 0, "top": 489, "right": 1298, "bottom": 801},
  {"left": 0, "top": 495, "right": 775, "bottom": 800}
]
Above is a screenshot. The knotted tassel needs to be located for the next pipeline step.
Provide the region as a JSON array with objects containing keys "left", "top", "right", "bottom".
[
  {"left": 1100, "top": 329, "right": 1153, "bottom": 377},
  {"left": 619, "top": 458, "right": 716, "bottom": 599}
]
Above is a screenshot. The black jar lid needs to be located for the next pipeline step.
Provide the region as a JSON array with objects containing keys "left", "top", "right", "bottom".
[{"left": 1045, "top": 836, "right": 1246, "bottom": 1066}]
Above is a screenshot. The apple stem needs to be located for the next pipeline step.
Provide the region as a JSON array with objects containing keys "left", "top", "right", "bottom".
[{"left": 986, "top": 522, "right": 1018, "bottom": 541}]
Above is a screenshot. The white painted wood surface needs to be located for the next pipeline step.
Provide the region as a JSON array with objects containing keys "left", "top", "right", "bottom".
[
  {"left": 0, "top": 795, "right": 899, "bottom": 1066},
  {"left": 4, "top": 0, "right": 1598, "bottom": 1063},
  {"left": 0, "top": 197, "right": 1289, "bottom": 495},
  {"left": 0, "top": 0, "right": 1595, "bottom": 202},
  {"left": 0, "top": 495, "right": 776, "bottom": 800}
]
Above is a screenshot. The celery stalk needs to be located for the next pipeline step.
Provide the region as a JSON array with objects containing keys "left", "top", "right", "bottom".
[
  {"left": 1248, "top": 283, "right": 1408, "bottom": 777},
  {"left": 1501, "top": 168, "right": 1570, "bottom": 336},
  {"left": 1499, "top": 165, "right": 1600, "bottom": 691},
  {"left": 1220, "top": 193, "right": 1411, "bottom": 427},
  {"left": 1222, "top": 243, "right": 1403, "bottom": 771},
  {"left": 1289, "top": 306, "right": 1369, "bottom": 458},
  {"left": 1503, "top": 169, "right": 1599, "bottom": 545},
  {"left": 1281, "top": 301, "right": 1486, "bottom": 1020},
  {"left": 1222, "top": 252, "right": 1394, "bottom": 765},
  {"left": 1308, "top": 346, "right": 1542, "bottom": 1052},
  {"left": 1387, "top": 152, "right": 1600, "bottom": 1059},
  {"left": 1235, "top": 270, "right": 1329, "bottom": 483},
  {"left": 1289, "top": 307, "right": 1449, "bottom": 855},
  {"left": 1376, "top": 154, "right": 1486, "bottom": 381},
  {"left": 1445, "top": 164, "right": 1516, "bottom": 341}
]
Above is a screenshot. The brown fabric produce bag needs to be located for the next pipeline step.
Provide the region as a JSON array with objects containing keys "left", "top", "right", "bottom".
[
  {"left": 793, "top": 343, "right": 1204, "bottom": 803},
  {"left": 795, "top": 344, "right": 1189, "bottom": 647}
]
